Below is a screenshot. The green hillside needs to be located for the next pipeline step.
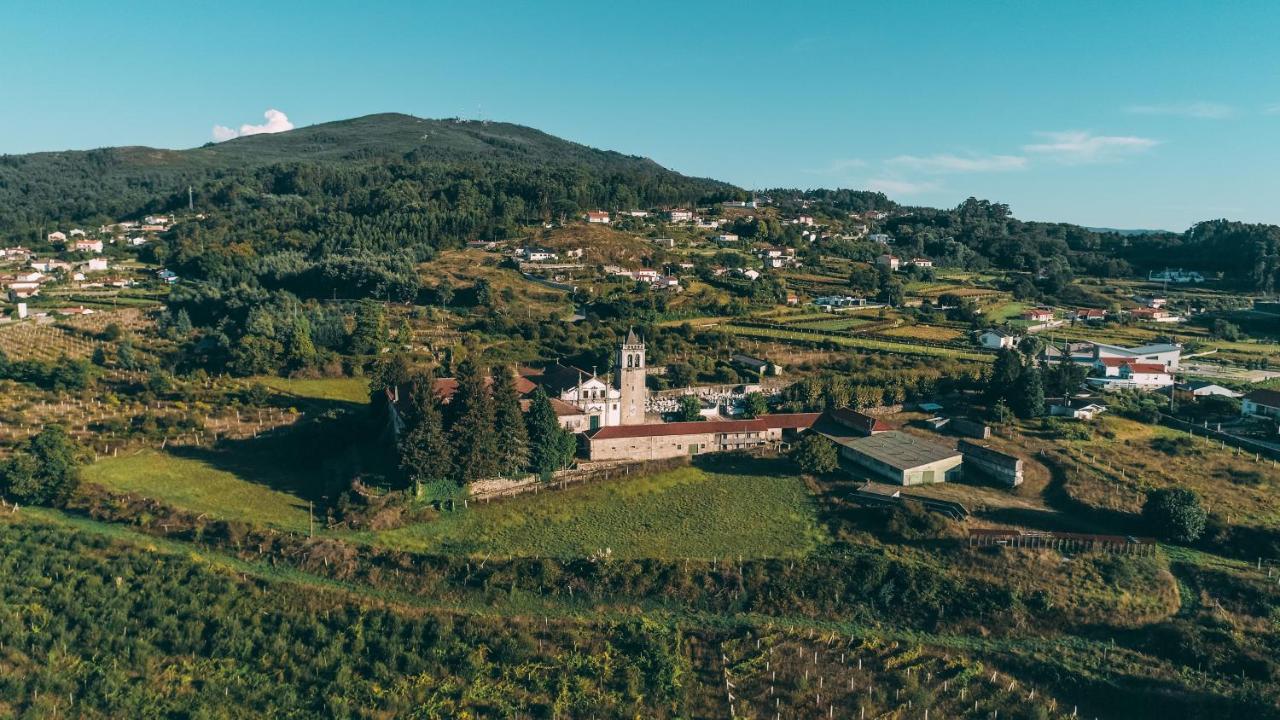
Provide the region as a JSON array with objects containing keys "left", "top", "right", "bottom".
[{"left": 0, "top": 112, "right": 735, "bottom": 238}]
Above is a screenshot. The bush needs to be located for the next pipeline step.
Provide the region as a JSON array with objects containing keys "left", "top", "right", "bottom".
[
  {"left": 790, "top": 434, "right": 838, "bottom": 475},
  {"left": 1143, "top": 487, "right": 1207, "bottom": 543}
]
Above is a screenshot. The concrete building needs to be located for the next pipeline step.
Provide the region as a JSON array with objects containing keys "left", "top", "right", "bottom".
[
  {"left": 828, "top": 430, "right": 962, "bottom": 486},
  {"left": 957, "top": 440, "right": 1023, "bottom": 487}
]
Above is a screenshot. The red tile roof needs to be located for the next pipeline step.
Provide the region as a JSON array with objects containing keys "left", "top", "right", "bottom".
[
  {"left": 433, "top": 375, "right": 538, "bottom": 402},
  {"left": 1097, "top": 358, "right": 1167, "bottom": 373}
]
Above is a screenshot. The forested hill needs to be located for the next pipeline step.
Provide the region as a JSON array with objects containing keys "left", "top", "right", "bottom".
[{"left": 0, "top": 112, "right": 737, "bottom": 240}]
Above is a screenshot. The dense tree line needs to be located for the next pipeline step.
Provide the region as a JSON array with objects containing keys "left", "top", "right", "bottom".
[{"left": 370, "top": 355, "right": 576, "bottom": 494}]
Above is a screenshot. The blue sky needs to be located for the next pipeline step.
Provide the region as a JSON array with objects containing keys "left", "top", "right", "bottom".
[{"left": 3, "top": 0, "right": 1278, "bottom": 229}]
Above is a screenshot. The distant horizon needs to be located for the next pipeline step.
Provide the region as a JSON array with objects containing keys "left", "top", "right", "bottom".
[{"left": 4, "top": 1, "right": 1278, "bottom": 229}]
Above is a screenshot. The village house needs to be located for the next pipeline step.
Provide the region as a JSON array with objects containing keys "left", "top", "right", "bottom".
[
  {"left": 867, "top": 233, "right": 893, "bottom": 245},
  {"left": 520, "top": 247, "right": 558, "bottom": 262},
  {"left": 83, "top": 257, "right": 109, "bottom": 272},
  {"left": 1088, "top": 358, "right": 1173, "bottom": 391},
  {"left": 876, "top": 254, "right": 900, "bottom": 271},
  {"left": 813, "top": 295, "right": 868, "bottom": 312},
  {"left": 730, "top": 354, "right": 782, "bottom": 377},
  {"left": 667, "top": 209, "right": 694, "bottom": 222},
  {"left": 47, "top": 231, "right": 67, "bottom": 243},
  {"left": 1090, "top": 341, "right": 1181, "bottom": 370},
  {"left": 906, "top": 257, "right": 933, "bottom": 269},
  {"left": 585, "top": 211, "right": 610, "bottom": 224},
  {"left": 1149, "top": 268, "right": 1204, "bottom": 283},
  {"left": 1022, "top": 308, "right": 1055, "bottom": 322},
  {"left": 1175, "top": 381, "right": 1241, "bottom": 399},
  {"left": 1049, "top": 401, "right": 1108, "bottom": 420},
  {"left": 1241, "top": 389, "right": 1280, "bottom": 419},
  {"left": 714, "top": 233, "right": 740, "bottom": 245},
  {"left": 1130, "top": 306, "right": 1181, "bottom": 323},
  {"left": 976, "top": 328, "right": 1019, "bottom": 350},
  {"left": 73, "top": 239, "right": 104, "bottom": 254},
  {"left": 796, "top": 215, "right": 815, "bottom": 226},
  {"left": 1072, "top": 308, "right": 1107, "bottom": 323}
]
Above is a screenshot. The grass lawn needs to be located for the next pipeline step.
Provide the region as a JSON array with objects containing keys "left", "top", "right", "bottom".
[
  {"left": 255, "top": 376, "right": 370, "bottom": 404},
  {"left": 82, "top": 450, "right": 311, "bottom": 531},
  {"left": 986, "top": 301, "right": 1029, "bottom": 322},
  {"left": 367, "top": 465, "right": 830, "bottom": 560}
]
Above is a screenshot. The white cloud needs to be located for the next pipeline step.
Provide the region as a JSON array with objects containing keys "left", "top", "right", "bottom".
[
  {"left": 1022, "top": 130, "right": 1159, "bottom": 164},
  {"left": 866, "top": 178, "right": 940, "bottom": 196},
  {"left": 1125, "top": 102, "right": 1234, "bottom": 119},
  {"left": 887, "top": 153, "right": 1026, "bottom": 174},
  {"left": 211, "top": 108, "right": 295, "bottom": 142},
  {"left": 1264, "top": 103, "right": 1280, "bottom": 115}
]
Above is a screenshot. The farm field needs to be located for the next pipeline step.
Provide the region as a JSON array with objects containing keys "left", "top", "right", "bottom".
[
  {"left": 82, "top": 450, "right": 312, "bottom": 531},
  {"left": 722, "top": 323, "right": 992, "bottom": 362},
  {"left": 985, "top": 301, "right": 1029, "bottom": 322},
  {"left": 878, "top": 324, "right": 964, "bottom": 342},
  {"left": 366, "top": 463, "right": 830, "bottom": 559},
  {"left": 1049, "top": 417, "right": 1280, "bottom": 529}
]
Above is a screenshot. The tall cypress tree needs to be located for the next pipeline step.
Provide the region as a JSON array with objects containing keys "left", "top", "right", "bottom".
[
  {"left": 526, "top": 387, "right": 577, "bottom": 479},
  {"left": 448, "top": 359, "right": 499, "bottom": 483},
  {"left": 397, "top": 370, "right": 455, "bottom": 497},
  {"left": 491, "top": 365, "right": 530, "bottom": 476}
]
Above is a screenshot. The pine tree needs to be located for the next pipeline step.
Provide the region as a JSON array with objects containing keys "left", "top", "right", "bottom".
[
  {"left": 448, "top": 359, "right": 499, "bottom": 483},
  {"left": 526, "top": 387, "right": 576, "bottom": 478},
  {"left": 491, "top": 365, "right": 530, "bottom": 476},
  {"left": 987, "top": 347, "right": 1023, "bottom": 403},
  {"left": 397, "top": 371, "right": 454, "bottom": 497},
  {"left": 1012, "top": 366, "right": 1045, "bottom": 419},
  {"left": 349, "top": 299, "right": 387, "bottom": 355}
]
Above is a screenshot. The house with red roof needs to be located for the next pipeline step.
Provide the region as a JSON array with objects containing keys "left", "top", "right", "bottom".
[{"left": 1088, "top": 356, "right": 1173, "bottom": 391}]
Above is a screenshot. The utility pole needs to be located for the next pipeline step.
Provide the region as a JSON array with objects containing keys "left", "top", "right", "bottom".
[
  {"left": 308, "top": 501, "right": 314, "bottom": 538},
  {"left": 188, "top": 185, "right": 193, "bottom": 212}
]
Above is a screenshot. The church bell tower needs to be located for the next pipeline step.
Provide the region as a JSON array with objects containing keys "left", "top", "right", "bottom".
[{"left": 617, "top": 327, "right": 647, "bottom": 425}]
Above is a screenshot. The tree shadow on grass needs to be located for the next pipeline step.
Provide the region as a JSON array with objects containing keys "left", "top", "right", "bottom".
[{"left": 167, "top": 407, "right": 386, "bottom": 507}]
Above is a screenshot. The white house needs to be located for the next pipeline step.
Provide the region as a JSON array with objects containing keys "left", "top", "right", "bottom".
[
  {"left": 907, "top": 257, "right": 933, "bottom": 269},
  {"left": 69, "top": 228, "right": 86, "bottom": 237},
  {"left": 668, "top": 209, "right": 694, "bottom": 222},
  {"left": 714, "top": 233, "right": 740, "bottom": 244},
  {"left": 877, "top": 254, "right": 900, "bottom": 271},
  {"left": 1088, "top": 358, "right": 1173, "bottom": 391},
  {"left": 1177, "top": 381, "right": 1241, "bottom": 399},
  {"left": 84, "top": 258, "right": 109, "bottom": 272},
  {"left": 977, "top": 329, "right": 1019, "bottom": 350},
  {"left": 868, "top": 233, "right": 893, "bottom": 245},
  {"left": 521, "top": 247, "right": 559, "bottom": 262},
  {"left": 73, "top": 239, "right": 104, "bottom": 254},
  {"left": 1050, "top": 401, "right": 1107, "bottom": 420},
  {"left": 47, "top": 231, "right": 67, "bottom": 243},
  {"left": 1091, "top": 342, "right": 1181, "bottom": 371},
  {"left": 585, "top": 211, "right": 610, "bottom": 224}
]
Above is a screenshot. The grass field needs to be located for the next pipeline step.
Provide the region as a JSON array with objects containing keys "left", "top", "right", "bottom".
[
  {"left": 82, "top": 450, "right": 312, "bottom": 531},
  {"left": 1056, "top": 417, "right": 1280, "bottom": 528},
  {"left": 986, "top": 301, "right": 1029, "bottom": 322},
  {"left": 367, "top": 465, "right": 830, "bottom": 559},
  {"left": 254, "top": 375, "right": 371, "bottom": 404}
]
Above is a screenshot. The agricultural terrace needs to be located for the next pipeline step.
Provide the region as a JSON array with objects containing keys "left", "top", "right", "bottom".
[
  {"left": 366, "top": 463, "right": 829, "bottom": 560},
  {"left": 721, "top": 323, "right": 992, "bottom": 362}
]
